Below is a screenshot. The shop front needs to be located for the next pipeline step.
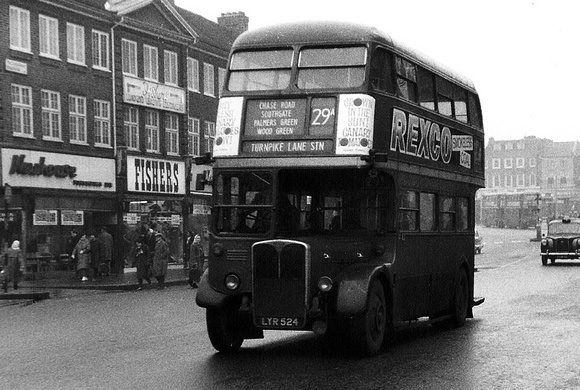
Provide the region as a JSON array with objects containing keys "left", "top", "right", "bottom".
[
  {"left": 122, "top": 155, "right": 187, "bottom": 267},
  {"left": 1, "top": 148, "right": 117, "bottom": 274}
]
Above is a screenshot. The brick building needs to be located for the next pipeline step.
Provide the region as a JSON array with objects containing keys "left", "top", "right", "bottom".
[
  {"left": 478, "top": 136, "right": 580, "bottom": 228},
  {"left": 1, "top": 0, "right": 246, "bottom": 274}
]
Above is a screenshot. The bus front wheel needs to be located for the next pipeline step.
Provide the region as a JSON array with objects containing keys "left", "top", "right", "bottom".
[
  {"left": 451, "top": 269, "right": 469, "bottom": 328},
  {"left": 350, "top": 280, "right": 386, "bottom": 356},
  {"left": 206, "top": 305, "right": 244, "bottom": 353}
]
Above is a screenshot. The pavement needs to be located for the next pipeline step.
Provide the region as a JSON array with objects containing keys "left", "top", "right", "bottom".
[{"left": 0, "top": 264, "right": 189, "bottom": 301}]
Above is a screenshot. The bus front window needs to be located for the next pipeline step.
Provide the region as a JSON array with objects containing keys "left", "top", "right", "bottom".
[
  {"left": 215, "top": 172, "right": 273, "bottom": 234},
  {"left": 297, "top": 46, "right": 367, "bottom": 89},
  {"left": 228, "top": 49, "right": 293, "bottom": 91}
]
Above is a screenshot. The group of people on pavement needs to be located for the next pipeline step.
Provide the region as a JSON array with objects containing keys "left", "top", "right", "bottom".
[
  {"left": 70, "top": 227, "right": 113, "bottom": 282},
  {"left": 134, "top": 224, "right": 171, "bottom": 290}
]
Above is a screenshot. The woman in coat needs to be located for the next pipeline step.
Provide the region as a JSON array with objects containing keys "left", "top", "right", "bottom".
[
  {"left": 151, "top": 233, "right": 170, "bottom": 289},
  {"left": 134, "top": 237, "right": 151, "bottom": 290},
  {"left": 72, "top": 233, "right": 92, "bottom": 282},
  {"left": 2, "top": 240, "right": 23, "bottom": 292},
  {"left": 188, "top": 234, "right": 203, "bottom": 288}
]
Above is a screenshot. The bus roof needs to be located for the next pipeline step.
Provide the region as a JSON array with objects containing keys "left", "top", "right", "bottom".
[{"left": 233, "top": 21, "right": 477, "bottom": 93}]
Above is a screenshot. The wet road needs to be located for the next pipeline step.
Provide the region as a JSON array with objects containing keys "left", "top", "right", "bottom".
[{"left": 1, "top": 227, "right": 579, "bottom": 389}]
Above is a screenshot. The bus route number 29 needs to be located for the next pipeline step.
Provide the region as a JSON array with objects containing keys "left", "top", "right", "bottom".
[
  {"left": 309, "top": 97, "right": 336, "bottom": 134},
  {"left": 311, "top": 107, "right": 335, "bottom": 126}
]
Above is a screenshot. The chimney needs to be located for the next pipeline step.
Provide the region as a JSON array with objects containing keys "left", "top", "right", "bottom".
[{"left": 217, "top": 12, "right": 249, "bottom": 38}]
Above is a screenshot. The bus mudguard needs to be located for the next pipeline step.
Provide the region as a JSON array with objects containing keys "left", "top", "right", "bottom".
[
  {"left": 335, "top": 263, "right": 391, "bottom": 316},
  {"left": 195, "top": 271, "right": 228, "bottom": 308}
]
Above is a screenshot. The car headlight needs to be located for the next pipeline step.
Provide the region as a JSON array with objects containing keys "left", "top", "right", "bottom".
[
  {"left": 212, "top": 243, "right": 224, "bottom": 257},
  {"left": 573, "top": 238, "right": 580, "bottom": 250}
]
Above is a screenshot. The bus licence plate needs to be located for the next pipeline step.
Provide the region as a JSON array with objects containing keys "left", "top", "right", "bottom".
[{"left": 257, "top": 317, "right": 301, "bottom": 328}]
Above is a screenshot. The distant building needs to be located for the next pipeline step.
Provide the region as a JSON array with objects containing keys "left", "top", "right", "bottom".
[{"left": 478, "top": 136, "right": 580, "bottom": 227}]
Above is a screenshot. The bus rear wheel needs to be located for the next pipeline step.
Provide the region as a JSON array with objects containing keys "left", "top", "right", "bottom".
[
  {"left": 350, "top": 280, "right": 386, "bottom": 356},
  {"left": 451, "top": 269, "right": 469, "bottom": 328},
  {"left": 206, "top": 305, "right": 244, "bottom": 353}
]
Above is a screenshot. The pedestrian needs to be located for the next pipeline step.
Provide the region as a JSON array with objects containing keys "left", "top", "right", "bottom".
[
  {"left": 188, "top": 234, "right": 203, "bottom": 288},
  {"left": 151, "top": 233, "right": 169, "bottom": 290},
  {"left": 98, "top": 227, "right": 113, "bottom": 276},
  {"left": 201, "top": 226, "right": 210, "bottom": 272},
  {"left": 134, "top": 237, "right": 151, "bottom": 290},
  {"left": 72, "top": 232, "right": 91, "bottom": 282},
  {"left": 2, "top": 240, "right": 23, "bottom": 292},
  {"left": 184, "top": 230, "right": 194, "bottom": 269},
  {"left": 89, "top": 231, "right": 104, "bottom": 281}
]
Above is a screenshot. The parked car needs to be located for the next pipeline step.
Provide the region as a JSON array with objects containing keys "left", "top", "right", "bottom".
[
  {"left": 474, "top": 229, "right": 483, "bottom": 254},
  {"left": 540, "top": 218, "right": 580, "bottom": 265}
]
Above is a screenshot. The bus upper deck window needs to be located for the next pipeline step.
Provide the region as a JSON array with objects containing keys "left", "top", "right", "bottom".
[
  {"left": 228, "top": 49, "right": 293, "bottom": 91},
  {"left": 297, "top": 46, "right": 367, "bottom": 89},
  {"left": 395, "top": 56, "right": 417, "bottom": 102}
]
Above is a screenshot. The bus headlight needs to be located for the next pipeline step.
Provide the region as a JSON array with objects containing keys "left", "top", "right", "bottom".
[
  {"left": 317, "top": 276, "right": 333, "bottom": 292},
  {"left": 225, "top": 274, "right": 240, "bottom": 291}
]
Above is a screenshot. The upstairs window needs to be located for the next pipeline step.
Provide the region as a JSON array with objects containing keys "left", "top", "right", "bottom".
[
  {"left": 94, "top": 100, "right": 111, "bottom": 147},
  {"left": 67, "top": 23, "right": 85, "bottom": 65},
  {"left": 124, "top": 107, "right": 139, "bottom": 150},
  {"left": 92, "top": 30, "right": 109, "bottom": 70},
  {"left": 395, "top": 56, "right": 417, "bottom": 102},
  {"left": 187, "top": 58, "right": 200, "bottom": 92},
  {"left": 39, "top": 15, "right": 59, "bottom": 59},
  {"left": 188, "top": 117, "right": 201, "bottom": 156},
  {"left": 122, "top": 39, "right": 137, "bottom": 76},
  {"left": 145, "top": 110, "right": 160, "bottom": 153},
  {"left": 144, "top": 45, "right": 158, "bottom": 81},
  {"left": 297, "top": 46, "right": 366, "bottom": 89},
  {"left": 418, "top": 67, "right": 435, "bottom": 110},
  {"left": 69, "top": 95, "right": 87, "bottom": 143},
  {"left": 41, "top": 90, "right": 61, "bottom": 141},
  {"left": 10, "top": 6, "right": 30, "bottom": 52},
  {"left": 165, "top": 113, "right": 179, "bottom": 155},
  {"left": 11, "top": 84, "right": 33, "bottom": 137},
  {"left": 228, "top": 49, "right": 293, "bottom": 91},
  {"left": 164, "top": 50, "right": 178, "bottom": 85},
  {"left": 204, "top": 121, "right": 216, "bottom": 154},
  {"left": 204, "top": 63, "right": 215, "bottom": 96}
]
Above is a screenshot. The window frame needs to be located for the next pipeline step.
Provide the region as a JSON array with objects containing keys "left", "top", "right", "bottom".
[
  {"left": 39, "top": 14, "right": 59, "bottom": 59},
  {"left": 165, "top": 113, "right": 179, "bottom": 155},
  {"left": 10, "top": 6, "right": 31, "bottom": 53},
  {"left": 93, "top": 100, "right": 111, "bottom": 147},
  {"left": 188, "top": 117, "right": 201, "bottom": 156},
  {"left": 69, "top": 95, "right": 87, "bottom": 144},
  {"left": 91, "top": 29, "right": 110, "bottom": 71},
  {"left": 145, "top": 109, "right": 160, "bottom": 153},
  {"left": 204, "top": 121, "right": 216, "bottom": 154},
  {"left": 122, "top": 39, "right": 138, "bottom": 76},
  {"left": 144, "top": 45, "right": 159, "bottom": 81},
  {"left": 164, "top": 50, "right": 178, "bottom": 86},
  {"left": 66, "top": 22, "right": 85, "bottom": 65},
  {"left": 11, "top": 84, "right": 34, "bottom": 138},
  {"left": 124, "top": 107, "right": 139, "bottom": 150},
  {"left": 41, "top": 89, "right": 62, "bottom": 141},
  {"left": 204, "top": 62, "right": 215, "bottom": 97},
  {"left": 187, "top": 57, "right": 200, "bottom": 92}
]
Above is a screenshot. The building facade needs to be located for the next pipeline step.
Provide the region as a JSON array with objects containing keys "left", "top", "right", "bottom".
[
  {"left": 478, "top": 136, "right": 580, "bottom": 228},
  {"left": 1, "top": 0, "right": 245, "bottom": 274}
]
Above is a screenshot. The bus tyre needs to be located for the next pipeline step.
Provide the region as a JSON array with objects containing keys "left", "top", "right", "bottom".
[
  {"left": 541, "top": 256, "right": 548, "bottom": 266},
  {"left": 451, "top": 269, "right": 469, "bottom": 328},
  {"left": 206, "top": 306, "right": 244, "bottom": 353},
  {"left": 351, "top": 280, "right": 386, "bottom": 356}
]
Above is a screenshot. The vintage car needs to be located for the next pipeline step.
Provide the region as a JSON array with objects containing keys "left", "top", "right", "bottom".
[
  {"left": 474, "top": 229, "right": 483, "bottom": 254},
  {"left": 540, "top": 218, "right": 580, "bottom": 265}
]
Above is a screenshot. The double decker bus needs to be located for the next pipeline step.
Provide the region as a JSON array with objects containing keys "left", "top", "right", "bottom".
[{"left": 196, "top": 21, "right": 485, "bottom": 356}]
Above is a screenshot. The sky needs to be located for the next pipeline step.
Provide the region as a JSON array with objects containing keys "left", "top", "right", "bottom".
[{"left": 176, "top": 0, "right": 579, "bottom": 143}]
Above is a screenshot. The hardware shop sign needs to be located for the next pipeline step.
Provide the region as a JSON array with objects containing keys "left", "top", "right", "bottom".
[{"left": 1, "top": 148, "right": 115, "bottom": 192}]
